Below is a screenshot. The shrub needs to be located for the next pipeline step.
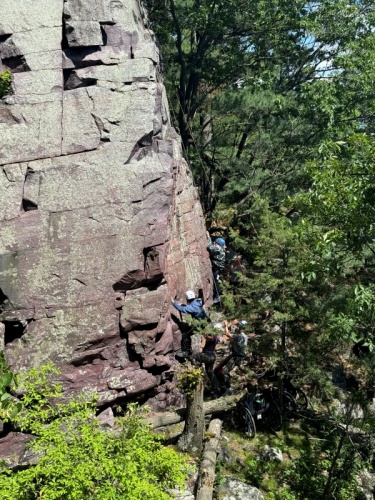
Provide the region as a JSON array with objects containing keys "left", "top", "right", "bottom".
[
  {"left": 0, "top": 365, "right": 190, "bottom": 500},
  {"left": 0, "top": 70, "right": 12, "bottom": 98},
  {"left": 0, "top": 352, "right": 22, "bottom": 421},
  {"left": 177, "top": 363, "right": 203, "bottom": 397}
]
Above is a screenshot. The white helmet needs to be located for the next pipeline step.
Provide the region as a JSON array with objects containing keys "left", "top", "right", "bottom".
[{"left": 186, "top": 290, "right": 196, "bottom": 300}]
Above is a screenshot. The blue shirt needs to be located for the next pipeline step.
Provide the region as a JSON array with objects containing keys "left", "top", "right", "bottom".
[{"left": 172, "top": 298, "right": 208, "bottom": 320}]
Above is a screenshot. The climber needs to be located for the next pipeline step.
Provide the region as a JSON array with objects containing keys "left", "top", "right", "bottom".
[
  {"left": 215, "top": 319, "right": 250, "bottom": 395},
  {"left": 207, "top": 231, "right": 227, "bottom": 304},
  {"left": 172, "top": 290, "right": 208, "bottom": 320},
  {"left": 191, "top": 331, "right": 221, "bottom": 398},
  {"left": 172, "top": 290, "right": 209, "bottom": 359}
]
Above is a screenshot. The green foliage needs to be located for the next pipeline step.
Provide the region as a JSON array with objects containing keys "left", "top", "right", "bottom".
[
  {"left": 279, "top": 439, "right": 363, "bottom": 500},
  {"left": 0, "top": 352, "right": 22, "bottom": 422},
  {"left": 288, "top": 133, "right": 375, "bottom": 362},
  {"left": 0, "top": 70, "right": 11, "bottom": 98},
  {"left": 241, "top": 423, "right": 364, "bottom": 500},
  {"left": 326, "top": 284, "right": 375, "bottom": 348},
  {"left": 13, "top": 362, "right": 67, "bottom": 433},
  {"left": 183, "top": 316, "right": 212, "bottom": 336},
  {"left": 244, "top": 455, "right": 297, "bottom": 499},
  {"left": 298, "top": 135, "right": 375, "bottom": 254},
  {"left": 177, "top": 363, "right": 203, "bottom": 397},
  {"left": 147, "top": 0, "right": 375, "bottom": 218},
  {"left": 149, "top": 1, "right": 375, "bottom": 497},
  {"left": 0, "top": 366, "right": 189, "bottom": 500},
  {"left": 216, "top": 196, "right": 315, "bottom": 357}
]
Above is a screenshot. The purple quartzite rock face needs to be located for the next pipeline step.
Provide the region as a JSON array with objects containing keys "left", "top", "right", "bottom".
[
  {"left": 0, "top": 0, "right": 212, "bottom": 410},
  {"left": 0, "top": 432, "right": 36, "bottom": 469}
]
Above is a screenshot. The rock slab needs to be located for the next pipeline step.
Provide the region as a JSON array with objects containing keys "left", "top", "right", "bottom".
[{"left": 0, "top": 0, "right": 212, "bottom": 409}]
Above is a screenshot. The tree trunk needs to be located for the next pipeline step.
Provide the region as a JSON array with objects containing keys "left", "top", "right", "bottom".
[
  {"left": 177, "top": 378, "right": 205, "bottom": 455},
  {"left": 321, "top": 430, "right": 346, "bottom": 499},
  {"left": 200, "top": 108, "right": 212, "bottom": 151},
  {"left": 196, "top": 418, "right": 222, "bottom": 500},
  {"left": 146, "top": 390, "right": 246, "bottom": 429}
]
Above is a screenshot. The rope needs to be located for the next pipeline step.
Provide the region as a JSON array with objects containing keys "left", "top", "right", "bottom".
[
  {"left": 164, "top": 85, "right": 223, "bottom": 309},
  {"left": 212, "top": 270, "right": 223, "bottom": 309}
]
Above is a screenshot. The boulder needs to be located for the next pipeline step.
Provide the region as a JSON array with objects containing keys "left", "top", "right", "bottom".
[
  {"left": 261, "top": 445, "right": 283, "bottom": 462},
  {"left": 357, "top": 471, "right": 375, "bottom": 500},
  {"left": 97, "top": 407, "right": 115, "bottom": 428},
  {"left": 0, "top": 432, "right": 36, "bottom": 469},
  {"left": 217, "top": 477, "right": 264, "bottom": 500},
  {"left": 171, "top": 491, "right": 195, "bottom": 500}
]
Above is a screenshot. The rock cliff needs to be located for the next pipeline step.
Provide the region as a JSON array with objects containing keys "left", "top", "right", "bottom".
[{"left": 0, "top": 0, "right": 212, "bottom": 410}]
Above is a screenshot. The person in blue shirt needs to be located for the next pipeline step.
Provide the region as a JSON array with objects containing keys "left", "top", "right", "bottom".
[
  {"left": 172, "top": 290, "right": 208, "bottom": 320},
  {"left": 172, "top": 290, "right": 209, "bottom": 359},
  {"left": 172, "top": 291, "right": 221, "bottom": 398}
]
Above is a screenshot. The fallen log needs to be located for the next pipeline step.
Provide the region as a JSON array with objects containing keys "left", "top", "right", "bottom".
[
  {"left": 196, "top": 418, "right": 222, "bottom": 500},
  {"left": 146, "top": 390, "right": 246, "bottom": 429},
  {"left": 148, "top": 408, "right": 186, "bottom": 429},
  {"left": 203, "top": 390, "right": 246, "bottom": 414}
]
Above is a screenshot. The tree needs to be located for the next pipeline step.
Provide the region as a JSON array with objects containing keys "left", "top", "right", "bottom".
[
  {"left": 147, "top": 0, "right": 375, "bottom": 490},
  {"left": 177, "top": 363, "right": 205, "bottom": 455},
  {"left": 146, "top": 0, "right": 375, "bottom": 218},
  {"left": 290, "top": 134, "right": 375, "bottom": 391}
]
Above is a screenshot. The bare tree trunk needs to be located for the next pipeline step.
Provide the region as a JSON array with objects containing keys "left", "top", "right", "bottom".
[
  {"left": 278, "top": 320, "right": 287, "bottom": 414},
  {"left": 200, "top": 108, "right": 212, "bottom": 151},
  {"left": 177, "top": 378, "right": 205, "bottom": 455},
  {"left": 196, "top": 418, "right": 222, "bottom": 500}
]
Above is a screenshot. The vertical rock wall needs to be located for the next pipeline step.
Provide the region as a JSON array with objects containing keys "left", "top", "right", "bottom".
[{"left": 0, "top": 0, "right": 212, "bottom": 409}]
